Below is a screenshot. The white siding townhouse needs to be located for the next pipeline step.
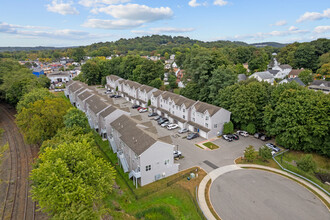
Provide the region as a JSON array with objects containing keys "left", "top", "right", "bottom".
[
  {"left": 98, "top": 106, "right": 130, "bottom": 141},
  {"left": 76, "top": 91, "right": 94, "bottom": 112},
  {"left": 137, "top": 85, "right": 157, "bottom": 108},
  {"left": 85, "top": 95, "right": 109, "bottom": 131},
  {"left": 189, "top": 101, "right": 231, "bottom": 138},
  {"left": 110, "top": 115, "right": 179, "bottom": 187},
  {"left": 106, "top": 75, "right": 123, "bottom": 92},
  {"left": 122, "top": 80, "right": 141, "bottom": 103}
]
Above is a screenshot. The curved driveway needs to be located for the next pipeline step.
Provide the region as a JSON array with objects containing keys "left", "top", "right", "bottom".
[{"left": 211, "top": 169, "right": 330, "bottom": 220}]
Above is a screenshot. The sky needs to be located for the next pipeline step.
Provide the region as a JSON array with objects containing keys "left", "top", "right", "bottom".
[{"left": 0, "top": 0, "right": 329, "bottom": 47}]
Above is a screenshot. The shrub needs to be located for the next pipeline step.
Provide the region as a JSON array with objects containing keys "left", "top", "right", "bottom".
[
  {"left": 223, "top": 121, "right": 234, "bottom": 134},
  {"left": 244, "top": 145, "right": 256, "bottom": 162},
  {"left": 296, "top": 154, "right": 317, "bottom": 173},
  {"left": 246, "top": 123, "right": 256, "bottom": 134},
  {"left": 259, "top": 146, "right": 272, "bottom": 161}
]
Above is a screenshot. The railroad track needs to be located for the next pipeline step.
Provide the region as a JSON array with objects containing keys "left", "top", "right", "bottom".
[{"left": 0, "top": 104, "right": 35, "bottom": 220}]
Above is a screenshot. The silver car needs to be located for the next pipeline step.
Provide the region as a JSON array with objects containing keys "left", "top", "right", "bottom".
[{"left": 178, "top": 128, "right": 189, "bottom": 134}]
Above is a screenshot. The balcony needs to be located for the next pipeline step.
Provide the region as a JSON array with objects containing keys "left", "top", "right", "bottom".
[
  {"left": 129, "top": 168, "right": 141, "bottom": 179},
  {"left": 108, "top": 137, "right": 117, "bottom": 153}
]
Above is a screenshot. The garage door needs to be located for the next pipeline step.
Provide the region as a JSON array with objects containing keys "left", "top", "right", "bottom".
[
  {"left": 199, "top": 130, "right": 207, "bottom": 139},
  {"left": 188, "top": 125, "right": 194, "bottom": 132}
]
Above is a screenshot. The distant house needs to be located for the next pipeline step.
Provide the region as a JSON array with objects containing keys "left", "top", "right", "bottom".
[
  {"left": 249, "top": 71, "right": 275, "bottom": 84},
  {"left": 279, "top": 77, "right": 305, "bottom": 86},
  {"left": 308, "top": 80, "right": 330, "bottom": 94},
  {"left": 288, "top": 69, "right": 304, "bottom": 79},
  {"left": 110, "top": 115, "right": 179, "bottom": 187},
  {"left": 47, "top": 71, "right": 70, "bottom": 83},
  {"left": 32, "top": 68, "right": 44, "bottom": 77}
]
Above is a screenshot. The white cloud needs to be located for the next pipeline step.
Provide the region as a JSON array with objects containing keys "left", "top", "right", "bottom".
[
  {"left": 314, "top": 26, "right": 330, "bottom": 33},
  {"left": 82, "top": 18, "right": 144, "bottom": 29},
  {"left": 297, "top": 8, "right": 330, "bottom": 22},
  {"left": 0, "top": 21, "right": 113, "bottom": 40},
  {"left": 188, "top": 0, "right": 201, "bottom": 7},
  {"left": 94, "top": 4, "right": 173, "bottom": 22},
  {"left": 289, "top": 26, "right": 298, "bottom": 31},
  {"left": 47, "top": 0, "right": 79, "bottom": 15},
  {"left": 132, "top": 27, "right": 195, "bottom": 35},
  {"left": 78, "top": 0, "right": 130, "bottom": 7},
  {"left": 213, "top": 0, "right": 228, "bottom": 6},
  {"left": 271, "top": 20, "right": 287, "bottom": 26}
]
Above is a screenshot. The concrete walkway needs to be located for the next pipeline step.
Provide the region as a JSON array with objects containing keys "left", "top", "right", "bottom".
[{"left": 197, "top": 164, "right": 330, "bottom": 220}]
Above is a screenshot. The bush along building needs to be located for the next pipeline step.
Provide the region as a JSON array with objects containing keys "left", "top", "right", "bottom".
[{"left": 65, "top": 80, "right": 179, "bottom": 187}]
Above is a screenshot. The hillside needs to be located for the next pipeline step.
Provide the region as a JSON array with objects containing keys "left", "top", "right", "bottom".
[{"left": 250, "top": 42, "right": 287, "bottom": 48}]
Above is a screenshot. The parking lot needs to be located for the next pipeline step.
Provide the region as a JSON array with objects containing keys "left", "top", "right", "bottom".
[{"left": 109, "top": 94, "right": 273, "bottom": 172}]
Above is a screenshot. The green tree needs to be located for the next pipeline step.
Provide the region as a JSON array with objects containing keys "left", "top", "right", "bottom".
[
  {"left": 296, "top": 154, "right": 317, "bottom": 173},
  {"left": 294, "top": 44, "right": 318, "bottom": 71},
  {"left": 37, "top": 75, "right": 51, "bottom": 88},
  {"left": 246, "top": 123, "right": 256, "bottom": 134},
  {"left": 148, "top": 78, "right": 162, "bottom": 89},
  {"left": 81, "top": 59, "right": 102, "bottom": 85},
  {"left": 180, "top": 82, "right": 199, "bottom": 100},
  {"left": 30, "top": 141, "right": 116, "bottom": 218},
  {"left": 16, "top": 97, "right": 72, "bottom": 144},
  {"left": 223, "top": 121, "right": 234, "bottom": 134},
  {"left": 168, "top": 74, "right": 178, "bottom": 89},
  {"left": 298, "top": 69, "right": 314, "bottom": 85},
  {"left": 316, "top": 63, "right": 330, "bottom": 76},
  {"left": 63, "top": 108, "right": 90, "bottom": 132},
  {"left": 248, "top": 49, "right": 269, "bottom": 73},
  {"left": 17, "top": 88, "right": 54, "bottom": 112},
  {"left": 244, "top": 145, "right": 256, "bottom": 162},
  {"left": 259, "top": 146, "right": 273, "bottom": 161},
  {"left": 72, "top": 47, "right": 86, "bottom": 62}
]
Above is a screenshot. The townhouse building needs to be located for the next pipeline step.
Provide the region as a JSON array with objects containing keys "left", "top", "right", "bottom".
[
  {"left": 122, "top": 80, "right": 141, "bottom": 103},
  {"left": 137, "top": 85, "right": 157, "bottom": 108},
  {"left": 85, "top": 95, "right": 109, "bottom": 131},
  {"left": 110, "top": 115, "right": 179, "bottom": 187}
]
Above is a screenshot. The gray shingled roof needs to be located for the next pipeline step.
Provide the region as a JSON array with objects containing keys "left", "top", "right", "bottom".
[
  {"left": 249, "top": 71, "right": 274, "bottom": 80},
  {"left": 310, "top": 80, "right": 330, "bottom": 87},
  {"left": 125, "top": 80, "right": 141, "bottom": 89},
  {"left": 139, "top": 85, "right": 154, "bottom": 93},
  {"left": 287, "top": 78, "right": 306, "bottom": 86},
  {"left": 268, "top": 70, "right": 280, "bottom": 76},
  {"left": 69, "top": 82, "right": 83, "bottom": 93},
  {"left": 108, "top": 75, "right": 122, "bottom": 81},
  {"left": 86, "top": 96, "right": 108, "bottom": 115},
  {"left": 279, "top": 64, "right": 292, "bottom": 69},
  {"left": 78, "top": 91, "right": 93, "bottom": 101},
  {"left": 238, "top": 74, "right": 247, "bottom": 82},
  {"left": 99, "top": 106, "right": 117, "bottom": 118},
  {"left": 288, "top": 69, "right": 303, "bottom": 77},
  {"left": 152, "top": 90, "right": 163, "bottom": 97},
  {"left": 111, "top": 115, "right": 157, "bottom": 155},
  {"left": 193, "top": 101, "right": 221, "bottom": 116}
]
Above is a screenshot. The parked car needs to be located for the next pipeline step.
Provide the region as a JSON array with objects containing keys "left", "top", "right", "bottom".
[
  {"left": 161, "top": 121, "right": 170, "bottom": 127},
  {"left": 154, "top": 115, "right": 161, "bottom": 121},
  {"left": 173, "top": 150, "right": 182, "bottom": 158},
  {"left": 187, "top": 133, "right": 199, "bottom": 140},
  {"left": 178, "top": 128, "right": 189, "bottom": 134},
  {"left": 148, "top": 112, "right": 157, "bottom": 117},
  {"left": 265, "top": 143, "right": 281, "bottom": 152},
  {"left": 105, "top": 90, "right": 111, "bottom": 94},
  {"left": 132, "top": 104, "right": 140, "bottom": 109},
  {"left": 232, "top": 134, "right": 239, "bottom": 140},
  {"left": 158, "top": 118, "right": 168, "bottom": 125},
  {"left": 237, "top": 130, "right": 249, "bottom": 137},
  {"left": 110, "top": 94, "right": 116, "bottom": 98},
  {"left": 260, "top": 135, "right": 271, "bottom": 141},
  {"left": 222, "top": 135, "right": 233, "bottom": 142},
  {"left": 137, "top": 107, "right": 144, "bottom": 111},
  {"left": 167, "top": 124, "right": 179, "bottom": 130},
  {"left": 254, "top": 133, "right": 264, "bottom": 139},
  {"left": 139, "top": 108, "right": 148, "bottom": 113},
  {"left": 114, "top": 95, "right": 121, "bottom": 98}
]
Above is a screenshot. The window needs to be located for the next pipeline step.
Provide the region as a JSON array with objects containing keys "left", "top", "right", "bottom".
[
  {"left": 205, "top": 123, "right": 208, "bottom": 127},
  {"left": 193, "top": 118, "right": 195, "bottom": 121},
  {"left": 206, "top": 116, "right": 209, "bottom": 120},
  {"left": 214, "top": 124, "right": 217, "bottom": 128},
  {"left": 146, "top": 165, "right": 151, "bottom": 171},
  {"left": 183, "top": 115, "right": 185, "bottom": 119},
  {"left": 176, "top": 106, "right": 178, "bottom": 110},
  {"left": 183, "top": 108, "right": 185, "bottom": 112},
  {"left": 164, "top": 159, "right": 169, "bottom": 165}
]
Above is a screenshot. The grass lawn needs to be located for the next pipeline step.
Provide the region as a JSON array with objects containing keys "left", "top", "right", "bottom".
[
  {"left": 235, "top": 153, "right": 280, "bottom": 169},
  {"left": 274, "top": 151, "right": 330, "bottom": 192},
  {"left": 93, "top": 133, "right": 206, "bottom": 219},
  {"left": 203, "top": 142, "right": 219, "bottom": 150}
]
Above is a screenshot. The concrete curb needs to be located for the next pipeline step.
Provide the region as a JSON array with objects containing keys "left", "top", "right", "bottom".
[{"left": 197, "top": 164, "right": 330, "bottom": 220}]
